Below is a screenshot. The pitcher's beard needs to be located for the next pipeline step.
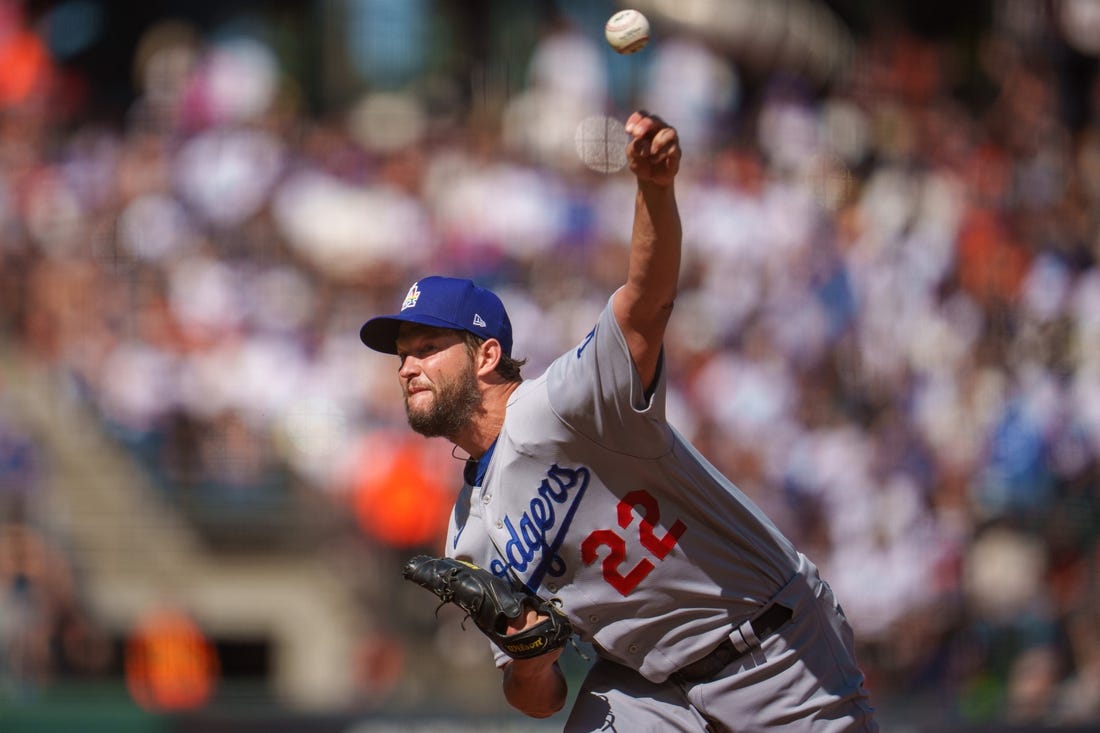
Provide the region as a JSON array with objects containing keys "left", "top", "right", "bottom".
[{"left": 405, "top": 364, "right": 481, "bottom": 440}]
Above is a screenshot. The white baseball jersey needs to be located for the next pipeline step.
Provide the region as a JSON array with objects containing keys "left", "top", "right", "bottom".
[{"left": 448, "top": 292, "right": 805, "bottom": 682}]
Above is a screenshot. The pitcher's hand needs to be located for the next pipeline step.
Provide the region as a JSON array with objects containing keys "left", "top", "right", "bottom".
[{"left": 626, "top": 110, "right": 681, "bottom": 187}]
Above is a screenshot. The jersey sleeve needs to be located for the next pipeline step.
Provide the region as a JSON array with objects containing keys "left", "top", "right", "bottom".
[{"left": 545, "top": 290, "right": 671, "bottom": 456}]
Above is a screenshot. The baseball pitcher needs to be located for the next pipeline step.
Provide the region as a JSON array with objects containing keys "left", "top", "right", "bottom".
[{"left": 361, "top": 111, "right": 879, "bottom": 731}]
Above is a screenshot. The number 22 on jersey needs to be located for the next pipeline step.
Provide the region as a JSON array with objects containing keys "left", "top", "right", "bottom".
[{"left": 580, "top": 489, "right": 687, "bottom": 596}]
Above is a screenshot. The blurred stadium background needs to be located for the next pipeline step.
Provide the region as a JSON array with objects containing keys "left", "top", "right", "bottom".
[{"left": 1, "top": 0, "right": 1099, "bottom": 730}]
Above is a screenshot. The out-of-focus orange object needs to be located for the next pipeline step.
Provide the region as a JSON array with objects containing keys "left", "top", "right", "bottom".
[
  {"left": 956, "top": 207, "right": 1030, "bottom": 305},
  {"left": 351, "top": 436, "right": 453, "bottom": 548},
  {"left": 0, "top": 29, "right": 51, "bottom": 106},
  {"left": 125, "top": 607, "right": 219, "bottom": 712}
]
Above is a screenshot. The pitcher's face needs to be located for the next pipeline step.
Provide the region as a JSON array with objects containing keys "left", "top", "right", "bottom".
[{"left": 395, "top": 325, "right": 481, "bottom": 439}]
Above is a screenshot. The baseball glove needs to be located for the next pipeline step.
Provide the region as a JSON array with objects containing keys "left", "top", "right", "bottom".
[{"left": 402, "top": 555, "right": 573, "bottom": 660}]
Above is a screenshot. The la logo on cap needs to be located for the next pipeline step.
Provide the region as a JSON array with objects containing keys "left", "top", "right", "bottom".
[{"left": 401, "top": 283, "right": 421, "bottom": 311}]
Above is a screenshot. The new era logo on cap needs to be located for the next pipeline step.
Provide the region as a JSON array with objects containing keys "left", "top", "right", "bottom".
[{"left": 359, "top": 276, "right": 514, "bottom": 356}]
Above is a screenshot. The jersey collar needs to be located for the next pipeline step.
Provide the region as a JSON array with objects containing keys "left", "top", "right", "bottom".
[{"left": 462, "top": 438, "right": 497, "bottom": 486}]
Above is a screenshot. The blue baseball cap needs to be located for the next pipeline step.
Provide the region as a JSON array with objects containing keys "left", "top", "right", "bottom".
[{"left": 360, "top": 276, "right": 514, "bottom": 356}]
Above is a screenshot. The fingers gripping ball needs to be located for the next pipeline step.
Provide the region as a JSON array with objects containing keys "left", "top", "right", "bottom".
[
  {"left": 605, "top": 9, "right": 650, "bottom": 54},
  {"left": 403, "top": 555, "right": 573, "bottom": 659}
]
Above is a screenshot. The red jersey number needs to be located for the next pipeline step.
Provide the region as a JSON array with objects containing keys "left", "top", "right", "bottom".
[{"left": 581, "top": 489, "right": 687, "bottom": 596}]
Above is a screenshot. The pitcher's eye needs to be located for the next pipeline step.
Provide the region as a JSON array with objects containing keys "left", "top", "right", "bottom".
[{"left": 397, "top": 343, "right": 438, "bottom": 364}]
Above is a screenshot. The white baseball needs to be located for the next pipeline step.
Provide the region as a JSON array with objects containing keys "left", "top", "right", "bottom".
[{"left": 605, "top": 9, "right": 650, "bottom": 55}]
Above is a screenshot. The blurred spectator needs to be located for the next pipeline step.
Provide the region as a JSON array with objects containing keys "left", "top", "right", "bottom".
[
  {"left": 125, "top": 604, "right": 218, "bottom": 712},
  {"left": 0, "top": 0, "right": 52, "bottom": 110},
  {"left": 1057, "top": 604, "right": 1100, "bottom": 722},
  {"left": 0, "top": 522, "right": 110, "bottom": 699},
  {"left": 0, "top": 411, "right": 37, "bottom": 520},
  {"left": 348, "top": 432, "right": 455, "bottom": 550}
]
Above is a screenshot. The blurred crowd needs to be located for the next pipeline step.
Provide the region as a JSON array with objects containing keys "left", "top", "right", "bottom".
[{"left": 2, "top": 0, "right": 1100, "bottom": 726}]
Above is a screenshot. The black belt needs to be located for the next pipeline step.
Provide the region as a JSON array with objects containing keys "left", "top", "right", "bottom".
[{"left": 672, "top": 603, "right": 793, "bottom": 684}]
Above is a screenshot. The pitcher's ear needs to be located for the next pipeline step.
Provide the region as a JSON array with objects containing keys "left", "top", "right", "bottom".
[{"left": 476, "top": 338, "right": 503, "bottom": 377}]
